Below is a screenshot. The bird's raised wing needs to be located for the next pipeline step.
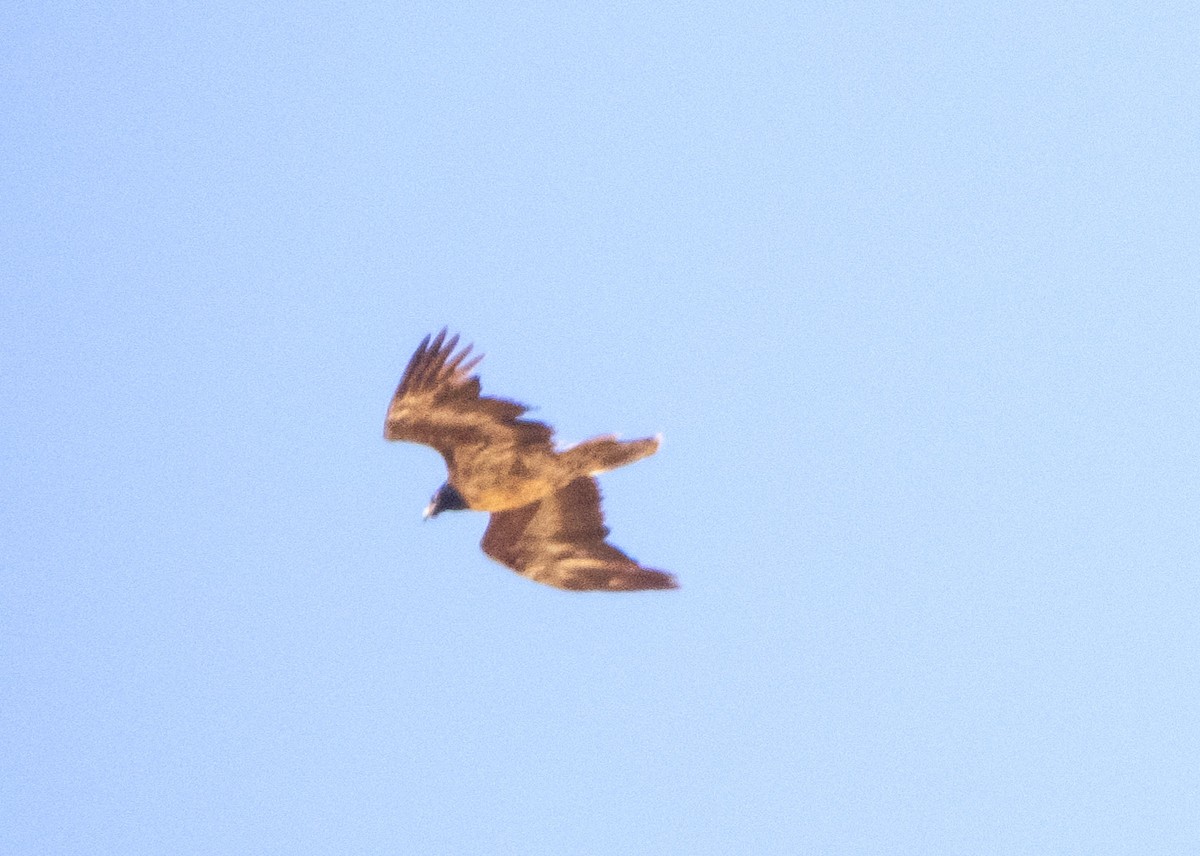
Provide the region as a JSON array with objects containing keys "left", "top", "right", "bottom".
[
  {"left": 481, "top": 477, "right": 677, "bottom": 591},
  {"left": 384, "top": 329, "right": 554, "bottom": 459}
]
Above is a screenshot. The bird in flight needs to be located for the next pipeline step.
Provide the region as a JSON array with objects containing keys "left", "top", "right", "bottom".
[{"left": 384, "top": 329, "right": 676, "bottom": 591}]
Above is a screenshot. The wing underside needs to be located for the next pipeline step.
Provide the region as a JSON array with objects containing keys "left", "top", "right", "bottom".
[
  {"left": 384, "top": 329, "right": 553, "bottom": 457},
  {"left": 481, "top": 477, "right": 676, "bottom": 591}
]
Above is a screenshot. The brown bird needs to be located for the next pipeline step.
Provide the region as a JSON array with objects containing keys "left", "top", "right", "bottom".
[{"left": 384, "top": 329, "right": 676, "bottom": 591}]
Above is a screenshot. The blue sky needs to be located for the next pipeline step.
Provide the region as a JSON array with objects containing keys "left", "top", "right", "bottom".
[{"left": 3, "top": 2, "right": 1198, "bottom": 853}]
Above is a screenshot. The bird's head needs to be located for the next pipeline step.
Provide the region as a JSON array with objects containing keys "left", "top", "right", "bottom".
[{"left": 423, "top": 482, "right": 468, "bottom": 520}]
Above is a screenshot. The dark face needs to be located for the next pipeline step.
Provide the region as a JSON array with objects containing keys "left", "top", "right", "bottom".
[{"left": 423, "top": 483, "right": 468, "bottom": 519}]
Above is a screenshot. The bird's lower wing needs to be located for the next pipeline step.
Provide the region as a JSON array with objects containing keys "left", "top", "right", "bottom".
[{"left": 481, "top": 478, "right": 677, "bottom": 591}]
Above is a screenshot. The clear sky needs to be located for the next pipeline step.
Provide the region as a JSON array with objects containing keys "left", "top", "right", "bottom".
[{"left": 3, "top": 2, "right": 1198, "bottom": 854}]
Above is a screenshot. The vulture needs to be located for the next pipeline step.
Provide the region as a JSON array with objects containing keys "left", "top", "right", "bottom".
[{"left": 384, "top": 329, "right": 676, "bottom": 591}]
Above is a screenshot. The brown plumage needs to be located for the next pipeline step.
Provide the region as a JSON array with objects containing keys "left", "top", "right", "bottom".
[{"left": 384, "top": 329, "right": 676, "bottom": 591}]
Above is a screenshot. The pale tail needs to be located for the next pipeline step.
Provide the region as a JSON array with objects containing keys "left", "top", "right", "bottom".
[{"left": 560, "top": 435, "right": 661, "bottom": 476}]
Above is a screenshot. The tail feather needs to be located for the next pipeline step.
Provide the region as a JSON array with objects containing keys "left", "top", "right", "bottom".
[
  {"left": 602, "top": 567, "right": 678, "bottom": 591},
  {"left": 560, "top": 434, "right": 660, "bottom": 476}
]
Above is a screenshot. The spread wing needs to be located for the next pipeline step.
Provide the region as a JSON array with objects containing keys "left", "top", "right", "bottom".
[
  {"left": 384, "top": 329, "right": 554, "bottom": 460},
  {"left": 481, "top": 477, "right": 677, "bottom": 591}
]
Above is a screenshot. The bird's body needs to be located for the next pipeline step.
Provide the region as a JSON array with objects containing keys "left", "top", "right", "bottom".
[
  {"left": 436, "top": 440, "right": 561, "bottom": 512},
  {"left": 384, "top": 329, "right": 675, "bottom": 591},
  {"left": 422, "top": 434, "right": 657, "bottom": 512}
]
